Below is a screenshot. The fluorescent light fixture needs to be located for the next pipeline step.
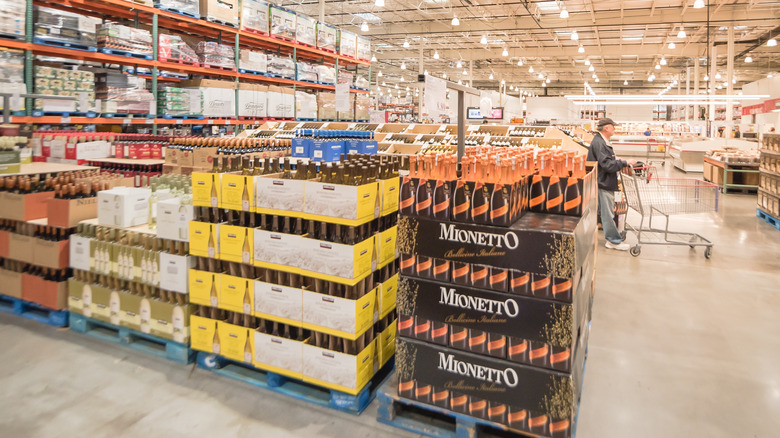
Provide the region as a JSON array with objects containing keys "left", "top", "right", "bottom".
[
  {"left": 655, "top": 64, "right": 661, "bottom": 70},
  {"left": 571, "top": 31, "right": 579, "bottom": 41},
  {"left": 560, "top": 8, "right": 569, "bottom": 18},
  {"left": 529, "top": 66, "right": 534, "bottom": 73},
  {"left": 502, "top": 48, "right": 509, "bottom": 56},
  {"left": 717, "top": 85, "right": 723, "bottom": 89},
  {"left": 677, "top": 27, "right": 686, "bottom": 38},
  {"left": 592, "top": 74, "right": 597, "bottom": 78},
  {"left": 564, "top": 94, "right": 767, "bottom": 100},
  {"left": 489, "top": 73, "right": 494, "bottom": 80},
  {"left": 588, "top": 65, "right": 594, "bottom": 71},
  {"left": 578, "top": 45, "right": 585, "bottom": 53},
  {"left": 745, "top": 56, "right": 752, "bottom": 63},
  {"left": 371, "top": 55, "right": 376, "bottom": 62},
  {"left": 715, "top": 73, "right": 722, "bottom": 79},
  {"left": 424, "top": 69, "right": 428, "bottom": 75},
  {"left": 451, "top": 16, "right": 459, "bottom": 26},
  {"left": 375, "top": 0, "right": 384, "bottom": 6},
  {"left": 480, "top": 35, "right": 488, "bottom": 45},
  {"left": 463, "top": 70, "right": 467, "bottom": 75},
  {"left": 378, "top": 71, "right": 383, "bottom": 77},
  {"left": 648, "top": 76, "right": 655, "bottom": 82},
  {"left": 517, "top": 59, "right": 523, "bottom": 66},
  {"left": 660, "top": 57, "right": 667, "bottom": 65},
  {"left": 538, "top": 73, "right": 544, "bottom": 79},
  {"left": 769, "top": 73, "right": 774, "bottom": 78},
  {"left": 501, "top": 79, "right": 505, "bottom": 84},
  {"left": 458, "top": 80, "right": 462, "bottom": 85},
  {"left": 595, "top": 78, "right": 600, "bottom": 82},
  {"left": 395, "top": 84, "right": 398, "bottom": 89},
  {"left": 624, "top": 80, "right": 628, "bottom": 85},
  {"left": 354, "top": 12, "right": 382, "bottom": 22},
  {"left": 401, "top": 76, "right": 404, "bottom": 81},
  {"left": 703, "top": 74, "right": 709, "bottom": 81},
  {"left": 572, "top": 100, "right": 731, "bottom": 105},
  {"left": 768, "top": 38, "right": 778, "bottom": 47},
  {"left": 361, "top": 22, "right": 369, "bottom": 32},
  {"left": 400, "top": 61, "right": 406, "bottom": 69},
  {"left": 442, "top": 73, "right": 446, "bottom": 78},
  {"left": 456, "top": 60, "right": 462, "bottom": 68},
  {"left": 693, "top": 0, "right": 705, "bottom": 9},
  {"left": 433, "top": 50, "right": 439, "bottom": 59},
  {"left": 584, "top": 59, "right": 591, "bottom": 66},
  {"left": 668, "top": 42, "right": 676, "bottom": 49},
  {"left": 546, "top": 78, "right": 551, "bottom": 83},
  {"left": 542, "top": 82, "right": 547, "bottom": 87},
  {"left": 406, "top": 86, "right": 410, "bottom": 91}
]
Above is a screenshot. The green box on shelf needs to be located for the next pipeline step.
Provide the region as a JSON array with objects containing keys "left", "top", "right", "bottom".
[{"left": 0, "top": 150, "right": 21, "bottom": 174}]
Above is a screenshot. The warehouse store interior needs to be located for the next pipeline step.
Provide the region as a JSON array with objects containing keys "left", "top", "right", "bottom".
[{"left": 0, "top": 0, "right": 779, "bottom": 438}]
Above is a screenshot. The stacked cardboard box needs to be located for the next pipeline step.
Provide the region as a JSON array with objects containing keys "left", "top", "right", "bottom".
[
  {"left": 0, "top": 49, "right": 25, "bottom": 113},
  {"left": 0, "top": 0, "right": 24, "bottom": 38},
  {"left": 34, "top": 6, "right": 100, "bottom": 47},
  {"left": 394, "top": 149, "right": 597, "bottom": 438},
  {"left": 759, "top": 134, "right": 780, "bottom": 219},
  {"left": 34, "top": 66, "right": 97, "bottom": 114}
]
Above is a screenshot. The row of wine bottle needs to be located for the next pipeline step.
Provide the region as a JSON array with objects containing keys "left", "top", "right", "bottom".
[
  {"left": 197, "top": 305, "right": 396, "bottom": 356},
  {"left": 72, "top": 269, "right": 188, "bottom": 306},
  {"left": 1, "top": 260, "right": 72, "bottom": 282},
  {"left": 6, "top": 221, "right": 76, "bottom": 242},
  {"left": 79, "top": 223, "right": 190, "bottom": 257}
]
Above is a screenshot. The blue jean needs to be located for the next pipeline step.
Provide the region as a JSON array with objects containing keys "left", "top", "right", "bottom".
[{"left": 598, "top": 189, "right": 623, "bottom": 244}]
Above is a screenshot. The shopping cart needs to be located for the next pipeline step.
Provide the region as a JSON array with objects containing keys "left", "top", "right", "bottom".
[{"left": 619, "top": 165, "right": 719, "bottom": 258}]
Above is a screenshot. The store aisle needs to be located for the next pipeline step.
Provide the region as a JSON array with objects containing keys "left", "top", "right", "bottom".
[{"left": 1, "top": 191, "right": 779, "bottom": 438}]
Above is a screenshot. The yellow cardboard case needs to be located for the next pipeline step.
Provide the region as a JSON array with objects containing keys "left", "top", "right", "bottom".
[
  {"left": 254, "top": 173, "right": 306, "bottom": 215},
  {"left": 301, "top": 286, "right": 377, "bottom": 339},
  {"left": 192, "top": 172, "right": 221, "bottom": 208},
  {"left": 253, "top": 331, "right": 305, "bottom": 380},
  {"left": 302, "top": 338, "right": 377, "bottom": 395},
  {"left": 189, "top": 269, "right": 221, "bottom": 307},
  {"left": 221, "top": 174, "right": 254, "bottom": 212}
]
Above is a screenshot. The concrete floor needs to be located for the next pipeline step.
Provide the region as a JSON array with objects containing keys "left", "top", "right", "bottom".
[{"left": 2, "top": 175, "right": 780, "bottom": 438}]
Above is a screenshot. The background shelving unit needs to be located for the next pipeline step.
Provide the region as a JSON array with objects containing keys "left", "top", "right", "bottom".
[{"left": 0, "top": 0, "right": 371, "bottom": 130}]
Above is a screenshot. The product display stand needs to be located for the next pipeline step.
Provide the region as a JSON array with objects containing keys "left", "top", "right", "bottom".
[{"left": 757, "top": 134, "right": 780, "bottom": 230}]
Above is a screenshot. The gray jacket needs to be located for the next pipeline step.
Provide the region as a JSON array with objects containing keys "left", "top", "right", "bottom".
[{"left": 586, "top": 132, "right": 626, "bottom": 191}]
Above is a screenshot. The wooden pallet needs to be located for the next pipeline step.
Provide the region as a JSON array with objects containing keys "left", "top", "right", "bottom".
[
  {"left": 0, "top": 294, "right": 69, "bottom": 327},
  {"left": 69, "top": 313, "right": 194, "bottom": 364},
  {"left": 33, "top": 37, "right": 97, "bottom": 52},
  {"left": 99, "top": 48, "right": 154, "bottom": 60},
  {"left": 196, "top": 351, "right": 394, "bottom": 415},
  {"left": 757, "top": 208, "right": 780, "bottom": 231}
]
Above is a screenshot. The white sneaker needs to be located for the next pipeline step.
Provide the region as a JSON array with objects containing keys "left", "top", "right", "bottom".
[{"left": 605, "top": 241, "right": 630, "bottom": 251}]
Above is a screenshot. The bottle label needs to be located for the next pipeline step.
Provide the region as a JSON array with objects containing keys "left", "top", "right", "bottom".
[
  {"left": 242, "top": 200, "right": 250, "bottom": 211},
  {"left": 211, "top": 297, "right": 218, "bottom": 307},
  {"left": 242, "top": 251, "right": 250, "bottom": 264}
]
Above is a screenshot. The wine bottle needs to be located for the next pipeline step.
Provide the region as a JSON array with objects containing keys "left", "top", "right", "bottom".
[{"left": 545, "top": 155, "right": 564, "bottom": 214}]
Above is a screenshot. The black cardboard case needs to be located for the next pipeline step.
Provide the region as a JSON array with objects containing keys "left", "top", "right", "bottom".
[{"left": 395, "top": 334, "right": 587, "bottom": 438}]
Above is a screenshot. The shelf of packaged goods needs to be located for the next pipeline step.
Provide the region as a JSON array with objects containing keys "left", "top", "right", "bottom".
[
  {"left": 33, "top": 0, "right": 370, "bottom": 66},
  {"left": 2, "top": 162, "right": 98, "bottom": 176},
  {"left": 86, "top": 158, "right": 165, "bottom": 166},
  {"left": 9, "top": 116, "right": 274, "bottom": 125}
]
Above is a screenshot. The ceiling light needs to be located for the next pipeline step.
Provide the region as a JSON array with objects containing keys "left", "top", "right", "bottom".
[
  {"left": 442, "top": 73, "right": 446, "bottom": 78},
  {"left": 371, "top": 55, "right": 376, "bottom": 62},
  {"left": 542, "top": 82, "right": 547, "bottom": 87},
  {"left": 501, "top": 79, "right": 505, "bottom": 85},
  {"left": 451, "top": 15, "right": 459, "bottom": 26},
  {"left": 768, "top": 39, "right": 778, "bottom": 47},
  {"left": 463, "top": 70, "right": 467, "bottom": 75},
  {"left": 571, "top": 31, "right": 579, "bottom": 41},
  {"left": 655, "top": 64, "right": 661, "bottom": 70},
  {"left": 538, "top": 73, "right": 544, "bottom": 79},
  {"left": 677, "top": 27, "right": 686, "bottom": 39},
  {"left": 668, "top": 42, "right": 676, "bottom": 49},
  {"left": 375, "top": 0, "right": 384, "bottom": 6},
  {"left": 424, "top": 69, "right": 428, "bottom": 75},
  {"left": 648, "top": 76, "right": 654, "bottom": 82},
  {"left": 529, "top": 66, "right": 534, "bottom": 73},
  {"left": 406, "top": 86, "right": 410, "bottom": 91},
  {"left": 400, "top": 76, "right": 404, "bottom": 81},
  {"left": 546, "top": 78, "right": 551, "bottom": 83},
  {"left": 489, "top": 73, "right": 494, "bottom": 80},
  {"left": 560, "top": 8, "right": 569, "bottom": 18},
  {"left": 403, "top": 40, "right": 410, "bottom": 48},
  {"left": 400, "top": 61, "right": 406, "bottom": 69},
  {"left": 585, "top": 59, "right": 591, "bottom": 66},
  {"left": 660, "top": 57, "right": 667, "bottom": 65},
  {"left": 361, "top": 22, "right": 369, "bottom": 32},
  {"left": 595, "top": 78, "right": 600, "bottom": 82},
  {"left": 456, "top": 60, "right": 462, "bottom": 68},
  {"left": 502, "top": 48, "right": 509, "bottom": 57},
  {"left": 745, "top": 56, "right": 752, "bottom": 63},
  {"left": 715, "top": 72, "right": 722, "bottom": 79},
  {"left": 768, "top": 73, "right": 774, "bottom": 78},
  {"left": 717, "top": 85, "right": 722, "bottom": 89},
  {"left": 703, "top": 75, "right": 709, "bottom": 81},
  {"left": 693, "top": 0, "right": 705, "bottom": 8},
  {"left": 480, "top": 35, "right": 488, "bottom": 45},
  {"left": 458, "top": 80, "right": 462, "bottom": 85},
  {"left": 732, "top": 78, "right": 737, "bottom": 84},
  {"left": 433, "top": 50, "right": 439, "bottom": 59},
  {"left": 378, "top": 71, "right": 383, "bottom": 77},
  {"left": 517, "top": 59, "right": 523, "bottom": 66},
  {"left": 624, "top": 80, "right": 628, "bottom": 85},
  {"left": 578, "top": 46, "right": 585, "bottom": 54},
  {"left": 395, "top": 84, "right": 398, "bottom": 89},
  {"left": 592, "top": 73, "right": 597, "bottom": 79},
  {"left": 588, "top": 65, "right": 594, "bottom": 71}
]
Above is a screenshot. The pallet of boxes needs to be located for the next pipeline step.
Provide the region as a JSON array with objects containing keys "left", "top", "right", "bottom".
[
  {"left": 67, "top": 174, "right": 196, "bottom": 364},
  {"left": 188, "top": 149, "right": 401, "bottom": 413},
  {"left": 758, "top": 133, "right": 780, "bottom": 229},
  {"left": 378, "top": 147, "right": 597, "bottom": 438}
]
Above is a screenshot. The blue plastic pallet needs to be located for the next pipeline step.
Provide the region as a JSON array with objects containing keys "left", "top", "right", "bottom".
[
  {"left": 33, "top": 37, "right": 97, "bottom": 52},
  {"left": 69, "top": 313, "right": 194, "bottom": 364},
  {"left": 102, "top": 113, "right": 155, "bottom": 119},
  {"left": 0, "top": 294, "right": 69, "bottom": 327},
  {"left": 377, "top": 362, "right": 586, "bottom": 438},
  {"left": 0, "top": 33, "right": 24, "bottom": 41},
  {"left": 204, "top": 16, "right": 238, "bottom": 28},
  {"left": 757, "top": 208, "right": 780, "bottom": 231},
  {"left": 99, "top": 48, "right": 154, "bottom": 60},
  {"left": 296, "top": 118, "right": 317, "bottom": 121},
  {"left": 350, "top": 87, "right": 370, "bottom": 91},
  {"left": 31, "top": 110, "right": 98, "bottom": 118},
  {"left": 265, "top": 72, "right": 294, "bottom": 79},
  {"left": 154, "top": 4, "right": 201, "bottom": 19},
  {"left": 239, "top": 69, "right": 270, "bottom": 77},
  {"left": 196, "top": 351, "right": 394, "bottom": 415},
  {"left": 160, "top": 114, "right": 204, "bottom": 119}
]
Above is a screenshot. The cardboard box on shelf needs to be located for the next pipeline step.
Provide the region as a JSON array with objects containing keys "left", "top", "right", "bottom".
[
  {"left": 0, "top": 149, "right": 21, "bottom": 174},
  {"left": 22, "top": 274, "right": 67, "bottom": 310},
  {"left": 190, "top": 314, "right": 219, "bottom": 353},
  {"left": 189, "top": 221, "right": 220, "bottom": 258},
  {"left": 316, "top": 22, "right": 337, "bottom": 52},
  {"left": 339, "top": 30, "right": 357, "bottom": 58},
  {"left": 68, "top": 234, "right": 91, "bottom": 271},
  {"left": 254, "top": 330, "right": 304, "bottom": 379},
  {"left": 252, "top": 228, "right": 303, "bottom": 270},
  {"left": 269, "top": 4, "right": 296, "bottom": 40},
  {"left": 8, "top": 232, "right": 34, "bottom": 264},
  {"left": 301, "top": 286, "right": 377, "bottom": 339},
  {"left": 0, "top": 191, "right": 55, "bottom": 221},
  {"left": 0, "top": 229, "right": 8, "bottom": 258},
  {"left": 189, "top": 269, "right": 220, "bottom": 307},
  {"left": 220, "top": 174, "right": 254, "bottom": 212},
  {"left": 253, "top": 279, "right": 303, "bottom": 323},
  {"left": 192, "top": 172, "right": 221, "bottom": 208},
  {"left": 219, "top": 224, "right": 253, "bottom": 264},
  {"left": 180, "top": 78, "right": 236, "bottom": 118},
  {"left": 303, "top": 180, "right": 380, "bottom": 223},
  {"left": 47, "top": 196, "right": 98, "bottom": 228},
  {"left": 33, "top": 237, "right": 69, "bottom": 269},
  {"left": 302, "top": 337, "right": 376, "bottom": 395},
  {"left": 267, "top": 85, "right": 294, "bottom": 118},
  {"left": 0, "top": 268, "right": 23, "bottom": 299},
  {"left": 238, "top": 82, "right": 268, "bottom": 118},
  {"left": 217, "top": 320, "right": 253, "bottom": 364},
  {"left": 240, "top": 0, "right": 269, "bottom": 34},
  {"left": 159, "top": 252, "right": 192, "bottom": 294},
  {"left": 254, "top": 172, "right": 305, "bottom": 214},
  {"left": 199, "top": 0, "right": 238, "bottom": 26},
  {"left": 219, "top": 273, "right": 253, "bottom": 314},
  {"left": 157, "top": 198, "right": 194, "bottom": 242},
  {"left": 97, "top": 187, "right": 151, "bottom": 228}
]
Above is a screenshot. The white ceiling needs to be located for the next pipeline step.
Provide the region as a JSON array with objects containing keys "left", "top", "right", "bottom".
[{"left": 281, "top": 0, "right": 780, "bottom": 96}]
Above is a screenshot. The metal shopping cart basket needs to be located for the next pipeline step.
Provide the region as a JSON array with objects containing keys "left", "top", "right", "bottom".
[{"left": 619, "top": 165, "right": 719, "bottom": 258}]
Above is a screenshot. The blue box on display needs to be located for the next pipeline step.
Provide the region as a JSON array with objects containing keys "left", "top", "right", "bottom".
[{"left": 292, "top": 129, "right": 377, "bottom": 162}]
